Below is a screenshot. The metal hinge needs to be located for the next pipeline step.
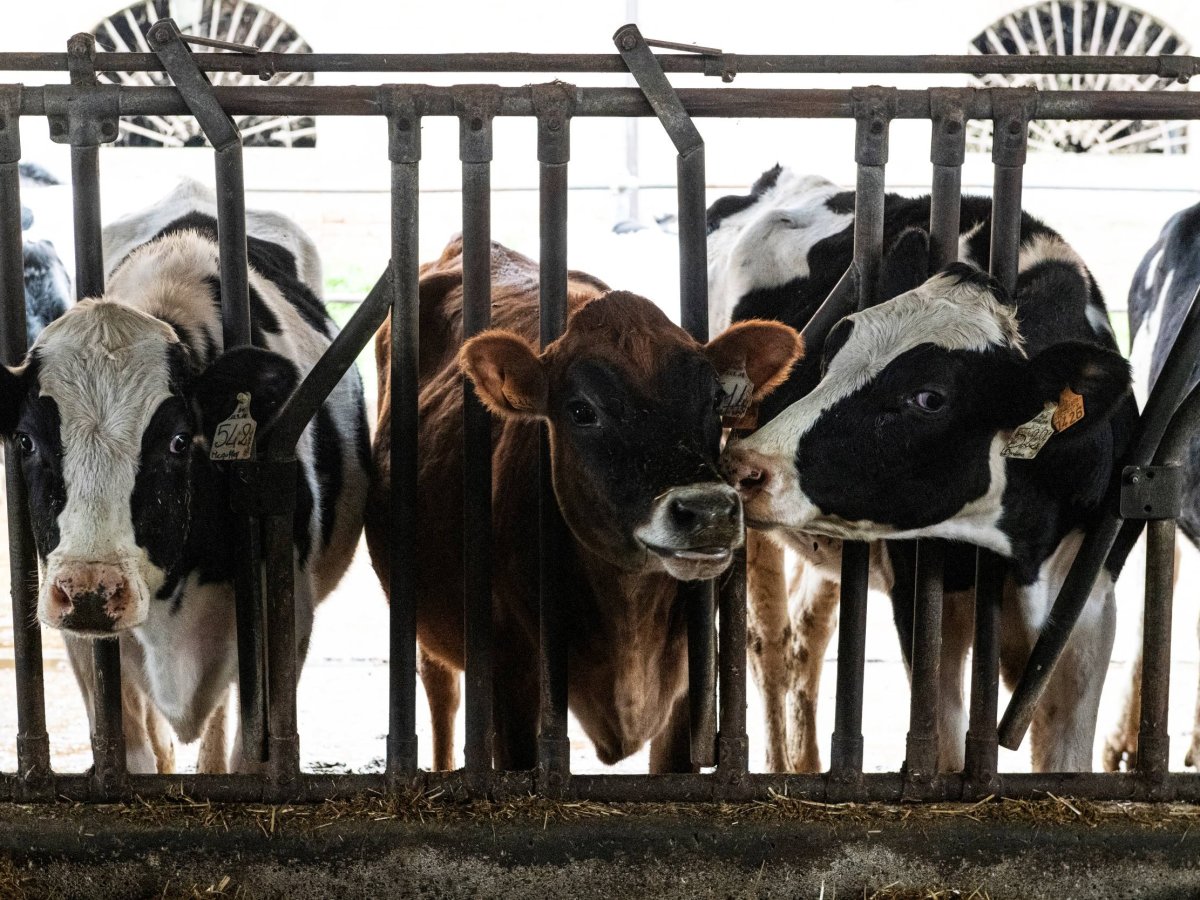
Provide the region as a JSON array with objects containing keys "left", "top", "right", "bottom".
[{"left": 1119, "top": 464, "right": 1183, "bottom": 520}]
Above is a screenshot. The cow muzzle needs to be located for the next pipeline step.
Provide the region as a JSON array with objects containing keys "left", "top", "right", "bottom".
[
  {"left": 635, "top": 483, "right": 743, "bottom": 580},
  {"left": 42, "top": 562, "right": 142, "bottom": 636}
]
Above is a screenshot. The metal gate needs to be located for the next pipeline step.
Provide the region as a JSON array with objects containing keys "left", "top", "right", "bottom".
[{"left": 2, "top": 23, "right": 1199, "bottom": 805}]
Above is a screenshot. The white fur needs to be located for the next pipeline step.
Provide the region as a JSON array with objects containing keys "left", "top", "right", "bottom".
[{"left": 1129, "top": 270, "right": 1168, "bottom": 409}]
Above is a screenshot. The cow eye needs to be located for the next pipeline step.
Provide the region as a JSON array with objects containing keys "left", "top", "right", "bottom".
[
  {"left": 14, "top": 432, "right": 34, "bottom": 456},
  {"left": 566, "top": 400, "right": 598, "bottom": 427},
  {"left": 910, "top": 390, "right": 946, "bottom": 413},
  {"left": 169, "top": 433, "right": 192, "bottom": 455}
]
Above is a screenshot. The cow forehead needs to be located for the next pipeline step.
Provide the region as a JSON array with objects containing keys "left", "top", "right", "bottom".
[{"left": 35, "top": 302, "right": 179, "bottom": 447}]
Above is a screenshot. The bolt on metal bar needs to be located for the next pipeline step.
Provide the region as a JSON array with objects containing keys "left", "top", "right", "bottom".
[
  {"left": 0, "top": 86, "right": 51, "bottom": 796},
  {"left": 384, "top": 91, "right": 421, "bottom": 780},
  {"left": 616, "top": 22, "right": 718, "bottom": 769},
  {"left": 532, "top": 84, "right": 573, "bottom": 789},
  {"left": 456, "top": 88, "right": 499, "bottom": 779},
  {"left": 63, "top": 32, "right": 127, "bottom": 800},
  {"left": 2, "top": 51, "right": 1197, "bottom": 79}
]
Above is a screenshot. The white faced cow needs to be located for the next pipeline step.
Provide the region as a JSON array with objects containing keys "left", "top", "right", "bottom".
[
  {"left": 1104, "top": 199, "right": 1200, "bottom": 772},
  {"left": 723, "top": 258, "right": 1135, "bottom": 772},
  {"left": 0, "top": 183, "right": 369, "bottom": 773}
]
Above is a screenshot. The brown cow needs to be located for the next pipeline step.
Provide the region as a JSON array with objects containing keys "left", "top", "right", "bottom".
[{"left": 366, "top": 237, "right": 801, "bottom": 771}]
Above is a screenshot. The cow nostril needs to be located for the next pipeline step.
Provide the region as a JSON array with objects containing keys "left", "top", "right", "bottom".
[
  {"left": 738, "top": 468, "right": 766, "bottom": 494},
  {"left": 49, "top": 581, "right": 73, "bottom": 613},
  {"left": 669, "top": 498, "right": 699, "bottom": 530}
]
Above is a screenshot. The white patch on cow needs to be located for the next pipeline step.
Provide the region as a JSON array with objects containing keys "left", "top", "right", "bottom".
[
  {"left": 34, "top": 302, "right": 179, "bottom": 629},
  {"left": 707, "top": 172, "right": 847, "bottom": 335},
  {"left": 957, "top": 219, "right": 984, "bottom": 267},
  {"left": 1007, "top": 530, "right": 1116, "bottom": 771},
  {"left": 102, "top": 178, "right": 324, "bottom": 294},
  {"left": 1129, "top": 270, "right": 1169, "bottom": 408},
  {"left": 1143, "top": 246, "right": 1165, "bottom": 292}
]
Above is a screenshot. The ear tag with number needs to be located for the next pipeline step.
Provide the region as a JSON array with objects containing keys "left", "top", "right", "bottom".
[
  {"left": 1001, "top": 402, "right": 1057, "bottom": 460},
  {"left": 1052, "top": 387, "right": 1085, "bottom": 433},
  {"left": 209, "top": 392, "right": 257, "bottom": 462},
  {"left": 718, "top": 364, "right": 754, "bottom": 419}
]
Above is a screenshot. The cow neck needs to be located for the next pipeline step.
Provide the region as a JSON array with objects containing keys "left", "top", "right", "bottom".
[{"left": 572, "top": 542, "right": 684, "bottom": 643}]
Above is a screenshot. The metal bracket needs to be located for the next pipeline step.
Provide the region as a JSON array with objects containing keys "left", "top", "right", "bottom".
[
  {"left": 381, "top": 87, "right": 422, "bottom": 164},
  {"left": 929, "top": 88, "right": 971, "bottom": 168},
  {"left": 47, "top": 35, "right": 119, "bottom": 146},
  {"left": 531, "top": 82, "right": 575, "bottom": 165},
  {"left": 147, "top": 18, "right": 240, "bottom": 152},
  {"left": 614, "top": 24, "right": 703, "bottom": 158},
  {"left": 1120, "top": 465, "right": 1184, "bottom": 520},
  {"left": 851, "top": 86, "right": 897, "bottom": 167},
  {"left": 990, "top": 87, "right": 1038, "bottom": 168},
  {"left": 0, "top": 85, "right": 22, "bottom": 163},
  {"left": 230, "top": 458, "right": 299, "bottom": 517},
  {"left": 704, "top": 54, "right": 738, "bottom": 83},
  {"left": 452, "top": 86, "right": 502, "bottom": 164},
  {"left": 1157, "top": 55, "right": 1195, "bottom": 85}
]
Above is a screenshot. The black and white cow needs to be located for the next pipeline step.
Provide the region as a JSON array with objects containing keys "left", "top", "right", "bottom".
[
  {"left": 1104, "top": 199, "right": 1200, "bottom": 772},
  {"left": 711, "top": 166, "right": 1133, "bottom": 772},
  {"left": 0, "top": 184, "right": 369, "bottom": 773},
  {"left": 18, "top": 161, "right": 71, "bottom": 344}
]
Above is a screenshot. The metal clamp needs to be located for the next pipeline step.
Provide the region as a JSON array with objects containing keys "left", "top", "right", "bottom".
[
  {"left": 47, "top": 35, "right": 119, "bottom": 146},
  {"left": 704, "top": 54, "right": 738, "bottom": 83},
  {"left": 990, "top": 87, "right": 1037, "bottom": 168},
  {"left": 230, "top": 458, "right": 299, "bottom": 516},
  {"left": 614, "top": 24, "right": 703, "bottom": 158},
  {"left": 147, "top": 18, "right": 240, "bottom": 152},
  {"left": 452, "top": 86, "right": 502, "bottom": 164},
  {"left": 381, "top": 86, "right": 422, "bottom": 164},
  {"left": 1120, "top": 464, "right": 1184, "bottom": 520},
  {"left": 929, "top": 87, "right": 971, "bottom": 168},
  {"left": 1157, "top": 55, "right": 1195, "bottom": 85},
  {"left": 531, "top": 82, "right": 576, "bottom": 165},
  {"left": 851, "top": 86, "right": 897, "bottom": 167},
  {"left": 0, "top": 85, "right": 22, "bottom": 163}
]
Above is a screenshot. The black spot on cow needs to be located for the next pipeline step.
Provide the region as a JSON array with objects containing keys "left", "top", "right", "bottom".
[{"left": 705, "top": 163, "right": 782, "bottom": 234}]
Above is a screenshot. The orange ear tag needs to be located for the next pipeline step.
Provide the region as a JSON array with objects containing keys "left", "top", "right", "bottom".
[{"left": 1052, "top": 387, "right": 1085, "bottom": 433}]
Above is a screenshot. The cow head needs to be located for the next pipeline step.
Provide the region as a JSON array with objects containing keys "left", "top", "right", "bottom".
[
  {"left": 721, "top": 264, "right": 1131, "bottom": 554},
  {"left": 461, "top": 292, "right": 801, "bottom": 580},
  {"left": 0, "top": 300, "right": 297, "bottom": 636}
]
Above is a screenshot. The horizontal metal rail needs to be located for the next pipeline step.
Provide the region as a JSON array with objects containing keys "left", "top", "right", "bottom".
[
  {"left": 8, "top": 85, "right": 1200, "bottom": 120},
  {"left": 0, "top": 51, "right": 1194, "bottom": 79}
]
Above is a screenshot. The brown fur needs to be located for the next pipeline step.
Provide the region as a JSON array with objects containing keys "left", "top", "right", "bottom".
[{"left": 369, "top": 238, "right": 764, "bottom": 771}]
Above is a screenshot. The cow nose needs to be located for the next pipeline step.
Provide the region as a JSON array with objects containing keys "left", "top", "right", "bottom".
[
  {"left": 722, "top": 446, "right": 773, "bottom": 500},
  {"left": 48, "top": 564, "right": 130, "bottom": 632},
  {"left": 668, "top": 488, "right": 739, "bottom": 531}
]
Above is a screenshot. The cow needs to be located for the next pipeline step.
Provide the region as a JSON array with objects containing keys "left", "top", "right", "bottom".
[
  {"left": 721, "top": 250, "right": 1135, "bottom": 772},
  {"left": 365, "top": 237, "right": 801, "bottom": 771},
  {"left": 1104, "top": 199, "right": 1200, "bottom": 772},
  {"left": 16, "top": 162, "right": 71, "bottom": 344},
  {"left": 0, "top": 183, "right": 369, "bottom": 773},
  {"left": 710, "top": 166, "right": 1131, "bottom": 772}
]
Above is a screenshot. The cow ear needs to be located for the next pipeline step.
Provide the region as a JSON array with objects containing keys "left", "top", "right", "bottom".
[
  {"left": 189, "top": 346, "right": 299, "bottom": 435},
  {"left": 0, "top": 365, "right": 24, "bottom": 435},
  {"left": 880, "top": 227, "right": 930, "bottom": 300},
  {"left": 705, "top": 320, "right": 803, "bottom": 400},
  {"left": 459, "top": 330, "right": 547, "bottom": 419},
  {"left": 992, "top": 342, "right": 1131, "bottom": 431}
]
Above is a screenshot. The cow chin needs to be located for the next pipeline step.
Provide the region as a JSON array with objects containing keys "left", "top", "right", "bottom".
[{"left": 38, "top": 559, "right": 154, "bottom": 637}]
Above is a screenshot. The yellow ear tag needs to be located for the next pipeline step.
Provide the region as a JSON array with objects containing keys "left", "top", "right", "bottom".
[
  {"left": 209, "top": 392, "right": 257, "bottom": 462},
  {"left": 1052, "top": 387, "right": 1085, "bottom": 433}
]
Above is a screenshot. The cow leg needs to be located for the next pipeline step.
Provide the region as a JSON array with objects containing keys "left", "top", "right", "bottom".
[
  {"left": 418, "top": 647, "right": 461, "bottom": 771},
  {"left": 649, "top": 691, "right": 696, "bottom": 774},
  {"left": 786, "top": 566, "right": 838, "bottom": 772},
  {"left": 746, "top": 529, "right": 791, "bottom": 772},
  {"left": 1187, "top": 610, "right": 1200, "bottom": 769},
  {"left": 936, "top": 590, "right": 975, "bottom": 772},
  {"left": 195, "top": 691, "right": 229, "bottom": 774},
  {"left": 1102, "top": 643, "right": 1142, "bottom": 773}
]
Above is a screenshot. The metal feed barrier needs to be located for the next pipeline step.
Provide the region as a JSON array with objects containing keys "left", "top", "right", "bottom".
[{"left": 2, "top": 23, "right": 1200, "bottom": 805}]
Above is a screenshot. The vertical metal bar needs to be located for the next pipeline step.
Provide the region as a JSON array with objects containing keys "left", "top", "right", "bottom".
[
  {"left": 213, "top": 148, "right": 251, "bottom": 349},
  {"left": 263, "top": 502, "right": 299, "bottom": 788},
  {"left": 829, "top": 89, "right": 894, "bottom": 794},
  {"left": 0, "top": 88, "right": 51, "bottom": 794},
  {"left": 1136, "top": 517, "right": 1174, "bottom": 780},
  {"left": 533, "top": 86, "right": 573, "bottom": 789},
  {"left": 717, "top": 545, "right": 749, "bottom": 778},
  {"left": 966, "top": 92, "right": 1031, "bottom": 794},
  {"left": 964, "top": 549, "right": 1004, "bottom": 796},
  {"left": 385, "top": 94, "right": 421, "bottom": 780},
  {"left": 904, "top": 92, "right": 966, "bottom": 797},
  {"left": 904, "top": 540, "right": 944, "bottom": 791},
  {"left": 65, "top": 33, "right": 126, "bottom": 798},
  {"left": 456, "top": 91, "right": 498, "bottom": 779}
]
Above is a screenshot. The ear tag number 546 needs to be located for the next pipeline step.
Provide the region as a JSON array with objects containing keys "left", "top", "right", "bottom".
[{"left": 210, "top": 392, "right": 257, "bottom": 462}]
